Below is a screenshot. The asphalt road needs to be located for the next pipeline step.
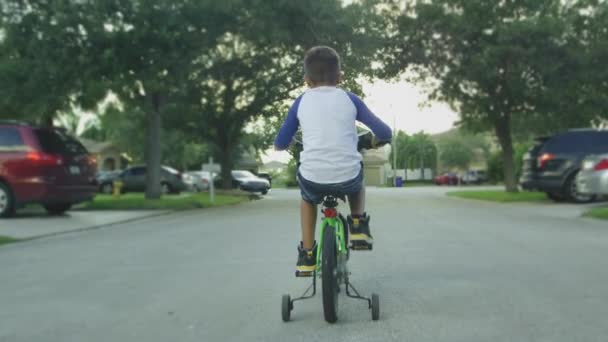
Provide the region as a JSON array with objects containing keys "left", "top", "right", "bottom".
[{"left": 1, "top": 187, "right": 607, "bottom": 342}]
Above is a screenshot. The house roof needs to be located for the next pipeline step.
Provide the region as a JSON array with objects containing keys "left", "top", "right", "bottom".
[{"left": 79, "top": 138, "right": 117, "bottom": 154}]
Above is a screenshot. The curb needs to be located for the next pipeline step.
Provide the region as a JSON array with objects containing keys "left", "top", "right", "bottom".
[{"left": 5, "top": 211, "right": 173, "bottom": 245}]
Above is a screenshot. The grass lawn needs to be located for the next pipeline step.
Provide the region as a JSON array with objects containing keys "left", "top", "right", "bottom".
[
  {"left": 584, "top": 206, "right": 608, "bottom": 220},
  {"left": 0, "top": 236, "right": 19, "bottom": 246},
  {"left": 79, "top": 193, "right": 250, "bottom": 211},
  {"left": 447, "top": 190, "right": 547, "bottom": 202}
]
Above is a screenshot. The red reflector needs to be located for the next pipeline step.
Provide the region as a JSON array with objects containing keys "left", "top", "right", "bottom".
[
  {"left": 26, "top": 152, "right": 63, "bottom": 165},
  {"left": 323, "top": 208, "right": 337, "bottom": 218},
  {"left": 594, "top": 159, "right": 608, "bottom": 171},
  {"left": 537, "top": 153, "right": 555, "bottom": 169}
]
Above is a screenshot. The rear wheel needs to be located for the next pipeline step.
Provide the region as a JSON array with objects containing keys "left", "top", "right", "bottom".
[
  {"left": 0, "top": 182, "right": 16, "bottom": 218},
  {"left": 161, "top": 182, "right": 172, "bottom": 195},
  {"left": 546, "top": 192, "right": 566, "bottom": 202},
  {"left": 371, "top": 293, "right": 380, "bottom": 321},
  {"left": 101, "top": 183, "right": 113, "bottom": 194},
  {"left": 44, "top": 203, "right": 72, "bottom": 216},
  {"left": 322, "top": 223, "right": 339, "bottom": 323},
  {"left": 281, "top": 294, "right": 292, "bottom": 322},
  {"left": 565, "top": 171, "right": 596, "bottom": 204}
]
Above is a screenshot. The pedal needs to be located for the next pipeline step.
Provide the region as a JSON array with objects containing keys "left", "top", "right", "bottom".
[
  {"left": 295, "top": 270, "right": 314, "bottom": 278},
  {"left": 350, "top": 241, "right": 373, "bottom": 251}
]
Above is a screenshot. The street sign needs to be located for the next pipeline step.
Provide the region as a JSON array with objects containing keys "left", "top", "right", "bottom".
[
  {"left": 204, "top": 157, "right": 220, "bottom": 204},
  {"left": 202, "top": 163, "right": 221, "bottom": 173}
]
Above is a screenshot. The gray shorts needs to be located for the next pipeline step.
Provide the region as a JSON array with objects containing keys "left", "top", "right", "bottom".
[{"left": 297, "top": 167, "right": 364, "bottom": 204}]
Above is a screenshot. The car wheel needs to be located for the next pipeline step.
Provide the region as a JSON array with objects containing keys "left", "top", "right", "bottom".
[
  {"left": 0, "top": 182, "right": 16, "bottom": 218},
  {"left": 261, "top": 189, "right": 269, "bottom": 195},
  {"left": 565, "top": 171, "right": 596, "bottom": 204},
  {"left": 161, "top": 182, "right": 172, "bottom": 195},
  {"left": 44, "top": 203, "right": 72, "bottom": 216},
  {"left": 546, "top": 192, "right": 567, "bottom": 202},
  {"left": 101, "top": 183, "right": 113, "bottom": 194}
]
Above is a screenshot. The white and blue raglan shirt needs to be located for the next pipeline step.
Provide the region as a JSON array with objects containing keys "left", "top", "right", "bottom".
[{"left": 274, "top": 86, "right": 392, "bottom": 184}]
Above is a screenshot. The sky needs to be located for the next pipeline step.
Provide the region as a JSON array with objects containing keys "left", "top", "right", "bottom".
[{"left": 261, "top": 79, "right": 459, "bottom": 163}]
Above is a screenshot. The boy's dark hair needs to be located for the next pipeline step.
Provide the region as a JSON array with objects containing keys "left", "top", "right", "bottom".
[{"left": 303, "top": 46, "right": 341, "bottom": 85}]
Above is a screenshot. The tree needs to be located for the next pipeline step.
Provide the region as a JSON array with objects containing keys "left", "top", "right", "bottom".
[
  {"left": 438, "top": 137, "right": 474, "bottom": 171},
  {"left": 390, "top": 131, "right": 437, "bottom": 178},
  {"left": 177, "top": 0, "right": 384, "bottom": 189},
  {"left": 78, "top": 0, "right": 239, "bottom": 198},
  {"left": 0, "top": 1, "right": 105, "bottom": 125},
  {"left": 380, "top": 0, "right": 604, "bottom": 191}
]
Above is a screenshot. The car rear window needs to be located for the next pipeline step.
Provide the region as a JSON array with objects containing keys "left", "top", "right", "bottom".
[
  {"left": 542, "top": 132, "right": 592, "bottom": 154},
  {"left": 34, "top": 129, "right": 88, "bottom": 155},
  {"left": 590, "top": 131, "right": 608, "bottom": 153},
  {"left": 0, "top": 127, "right": 27, "bottom": 151}
]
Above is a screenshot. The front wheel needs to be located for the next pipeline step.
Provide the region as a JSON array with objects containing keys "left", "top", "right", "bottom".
[
  {"left": 44, "top": 203, "right": 72, "bottom": 216},
  {"left": 322, "top": 223, "right": 339, "bottom": 323}
]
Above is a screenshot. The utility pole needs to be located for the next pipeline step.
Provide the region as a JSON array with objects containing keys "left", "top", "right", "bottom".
[{"left": 392, "top": 117, "right": 397, "bottom": 186}]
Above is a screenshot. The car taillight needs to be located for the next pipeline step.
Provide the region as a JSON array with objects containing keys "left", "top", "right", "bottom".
[
  {"left": 594, "top": 159, "right": 608, "bottom": 171},
  {"left": 26, "top": 152, "right": 64, "bottom": 166},
  {"left": 88, "top": 155, "right": 97, "bottom": 165},
  {"left": 537, "top": 153, "right": 555, "bottom": 169},
  {"left": 202, "top": 179, "right": 209, "bottom": 184}
]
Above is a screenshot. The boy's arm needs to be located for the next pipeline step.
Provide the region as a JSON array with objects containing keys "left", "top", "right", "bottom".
[
  {"left": 347, "top": 92, "right": 392, "bottom": 143},
  {"left": 274, "top": 96, "right": 303, "bottom": 151}
]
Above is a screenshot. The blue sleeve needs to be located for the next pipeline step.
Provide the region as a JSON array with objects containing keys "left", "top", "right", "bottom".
[
  {"left": 347, "top": 92, "right": 392, "bottom": 141},
  {"left": 274, "top": 96, "right": 302, "bottom": 150}
]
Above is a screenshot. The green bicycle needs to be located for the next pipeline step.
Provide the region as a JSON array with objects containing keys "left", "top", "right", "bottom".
[{"left": 281, "top": 132, "right": 381, "bottom": 323}]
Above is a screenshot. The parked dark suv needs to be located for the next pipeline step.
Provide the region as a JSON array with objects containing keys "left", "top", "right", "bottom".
[
  {"left": 520, "top": 129, "right": 608, "bottom": 203},
  {"left": 0, "top": 121, "right": 97, "bottom": 217}
]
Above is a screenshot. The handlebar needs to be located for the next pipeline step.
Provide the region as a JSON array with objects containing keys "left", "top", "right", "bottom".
[{"left": 292, "top": 130, "right": 389, "bottom": 152}]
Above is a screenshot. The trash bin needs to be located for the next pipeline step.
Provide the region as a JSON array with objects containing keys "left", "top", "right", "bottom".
[{"left": 395, "top": 176, "right": 403, "bottom": 187}]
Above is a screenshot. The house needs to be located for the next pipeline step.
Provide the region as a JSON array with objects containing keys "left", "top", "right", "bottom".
[
  {"left": 79, "top": 138, "right": 130, "bottom": 172},
  {"left": 262, "top": 160, "right": 287, "bottom": 173},
  {"left": 362, "top": 148, "right": 389, "bottom": 186},
  {"left": 234, "top": 146, "right": 261, "bottom": 172}
]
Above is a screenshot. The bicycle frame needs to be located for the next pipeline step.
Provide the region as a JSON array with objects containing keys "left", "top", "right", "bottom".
[{"left": 316, "top": 207, "right": 347, "bottom": 274}]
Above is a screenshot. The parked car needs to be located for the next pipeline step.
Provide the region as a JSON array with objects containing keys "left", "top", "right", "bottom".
[
  {"left": 215, "top": 170, "right": 270, "bottom": 194},
  {"left": 95, "top": 170, "right": 121, "bottom": 185},
  {"left": 183, "top": 171, "right": 214, "bottom": 192},
  {"left": 461, "top": 170, "right": 488, "bottom": 185},
  {"left": 576, "top": 154, "right": 608, "bottom": 196},
  {"left": 434, "top": 172, "right": 459, "bottom": 185},
  {"left": 98, "top": 165, "right": 187, "bottom": 194},
  {"left": 256, "top": 172, "right": 272, "bottom": 186},
  {"left": 0, "top": 121, "right": 97, "bottom": 217},
  {"left": 520, "top": 129, "right": 608, "bottom": 203}
]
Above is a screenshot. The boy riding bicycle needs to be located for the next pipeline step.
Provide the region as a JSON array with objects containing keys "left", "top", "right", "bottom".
[{"left": 274, "top": 46, "right": 392, "bottom": 274}]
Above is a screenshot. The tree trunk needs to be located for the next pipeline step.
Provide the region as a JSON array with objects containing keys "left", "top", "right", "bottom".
[
  {"left": 42, "top": 112, "right": 54, "bottom": 127},
  {"left": 494, "top": 114, "right": 518, "bottom": 192},
  {"left": 218, "top": 144, "right": 235, "bottom": 190},
  {"left": 145, "top": 93, "right": 163, "bottom": 199}
]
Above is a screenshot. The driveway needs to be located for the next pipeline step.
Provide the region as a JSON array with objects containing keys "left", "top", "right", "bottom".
[
  {"left": 0, "top": 210, "right": 169, "bottom": 239},
  {"left": 0, "top": 187, "right": 606, "bottom": 342}
]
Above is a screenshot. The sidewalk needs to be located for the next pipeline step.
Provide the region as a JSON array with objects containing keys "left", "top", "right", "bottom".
[{"left": 0, "top": 210, "right": 169, "bottom": 240}]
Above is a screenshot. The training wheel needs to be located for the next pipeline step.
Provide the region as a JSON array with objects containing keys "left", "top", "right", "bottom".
[
  {"left": 282, "top": 294, "right": 292, "bottom": 322},
  {"left": 371, "top": 293, "right": 380, "bottom": 321}
]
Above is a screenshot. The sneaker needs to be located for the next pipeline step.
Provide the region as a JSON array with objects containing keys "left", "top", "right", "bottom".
[
  {"left": 296, "top": 242, "right": 317, "bottom": 275},
  {"left": 348, "top": 214, "right": 373, "bottom": 245}
]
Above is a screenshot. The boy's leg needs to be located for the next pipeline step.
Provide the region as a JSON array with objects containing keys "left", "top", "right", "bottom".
[
  {"left": 346, "top": 173, "right": 373, "bottom": 246},
  {"left": 347, "top": 186, "right": 365, "bottom": 216},
  {"left": 300, "top": 199, "right": 317, "bottom": 250}
]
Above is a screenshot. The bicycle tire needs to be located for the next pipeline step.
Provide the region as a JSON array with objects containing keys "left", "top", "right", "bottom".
[{"left": 322, "top": 223, "right": 339, "bottom": 323}]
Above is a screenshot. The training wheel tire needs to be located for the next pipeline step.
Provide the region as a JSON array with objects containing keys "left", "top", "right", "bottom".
[
  {"left": 281, "top": 294, "right": 291, "bottom": 322},
  {"left": 371, "top": 293, "right": 380, "bottom": 321}
]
